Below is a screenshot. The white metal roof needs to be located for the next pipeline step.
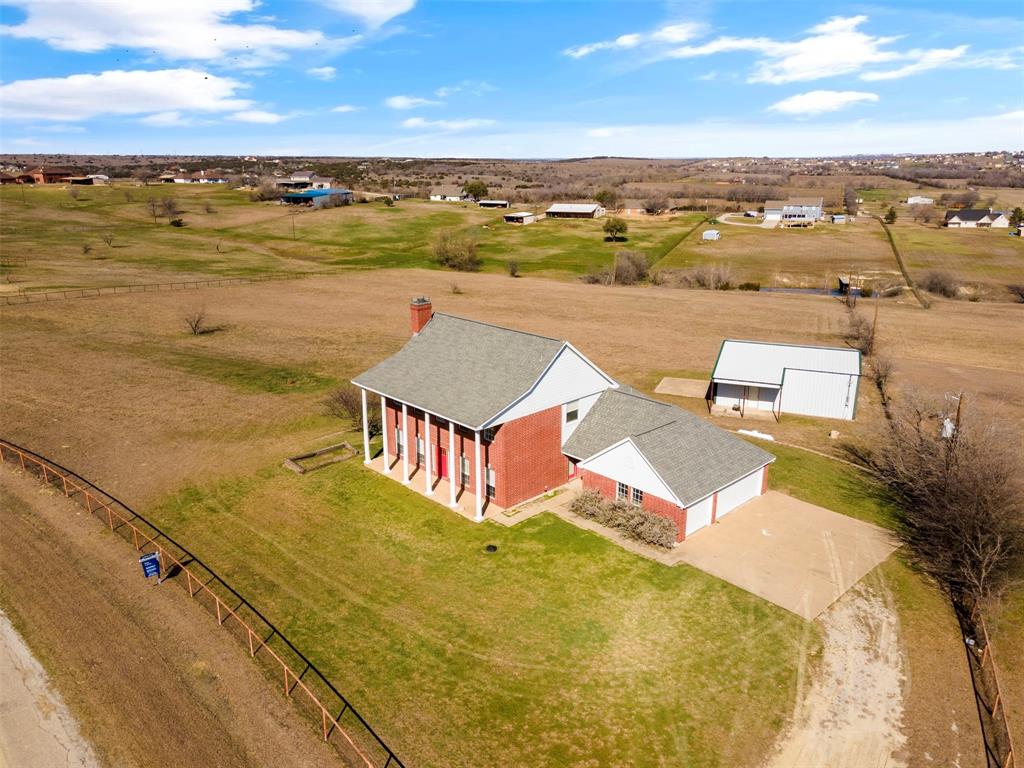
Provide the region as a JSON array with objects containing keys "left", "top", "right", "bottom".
[
  {"left": 506, "top": 211, "right": 534, "bottom": 217},
  {"left": 480, "top": 199, "right": 509, "bottom": 204},
  {"left": 546, "top": 203, "right": 601, "bottom": 214},
  {"left": 712, "top": 340, "right": 860, "bottom": 386}
]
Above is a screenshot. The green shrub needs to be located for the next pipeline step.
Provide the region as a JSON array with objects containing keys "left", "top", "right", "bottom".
[
  {"left": 433, "top": 229, "right": 481, "bottom": 272},
  {"left": 738, "top": 281, "right": 760, "bottom": 291},
  {"left": 570, "top": 489, "right": 678, "bottom": 548}
]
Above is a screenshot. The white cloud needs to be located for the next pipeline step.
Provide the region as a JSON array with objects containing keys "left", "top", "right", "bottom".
[
  {"left": 228, "top": 109, "right": 288, "bottom": 124},
  {"left": 320, "top": 0, "right": 415, "bottom": 28},
  {"left": 660, "top": 15, "right": 977, "bottom": 85},
  {"left": 139, "top": 111, "right": 193, "bottom": 126},
  {"left": 0, "top": 0, "right": 352, "bottom": 66},
  {"left": 861, "top": 46, "right": 968, "bottom": 80},
  {"left": 435, "top": 80, "right": 496, "bottom": 98},
  {"left": 768, "top": 90, "right": 879, "bottom": 116},
  {"left": 385, "top": 95, "right": 441, "bottom": 109},
  {"left": 330, "top": 104, "right": 361, "bottom": 113},
  {"left": 0, "top": 69, "right": 251, "bottom": 121},
  {"left": 565, "top": 21, "right": 703, "bottom": 58},
  {"left": 401, "top": 117, "right": 495, "bottom": 131},
  {"left": 306, "top": 66, "right": 337, "bottom": 81}
]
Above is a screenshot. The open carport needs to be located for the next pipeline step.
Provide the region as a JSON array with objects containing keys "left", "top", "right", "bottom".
[{"left": 674, "top": 491, "right": 897, "bottom": 620}]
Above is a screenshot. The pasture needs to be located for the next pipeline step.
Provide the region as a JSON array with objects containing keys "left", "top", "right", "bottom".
[{"left": 3, "top": 183, "right": 1019, "bottom": 299}]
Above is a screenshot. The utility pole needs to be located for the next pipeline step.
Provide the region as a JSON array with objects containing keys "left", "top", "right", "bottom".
[{"left": 955, "top": 391, "right": 965, "bottom": 433}]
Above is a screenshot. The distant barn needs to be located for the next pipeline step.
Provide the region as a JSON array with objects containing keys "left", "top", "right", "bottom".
[
  {"left": 478, "top": 200, "right": 510, "bottom": 208},
  {"left": 504, "top": 211, "right": 538, "bottom": 225},
  {"left": 546, "top": 203, "right": 605, "bottom": 219}
]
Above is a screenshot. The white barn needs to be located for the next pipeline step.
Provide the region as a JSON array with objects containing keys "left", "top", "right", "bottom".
[{"left": 710, "top": 340, "right": 861, "bottom": 421}]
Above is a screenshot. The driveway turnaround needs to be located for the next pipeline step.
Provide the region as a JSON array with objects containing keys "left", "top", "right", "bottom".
[{"left": 674, "top": 491, "right": 898, "bottom": 620}]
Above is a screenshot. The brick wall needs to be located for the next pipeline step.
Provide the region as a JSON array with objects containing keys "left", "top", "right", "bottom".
[
  {"left": 580, "top": 468, "right": 687, "bottom": 542},
  {"left": 486, "top": 405, "right": 566, "bottom": 508}
]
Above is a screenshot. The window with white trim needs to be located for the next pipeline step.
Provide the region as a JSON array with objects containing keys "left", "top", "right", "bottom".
[
  {"left": 565, "top": 400, "right": 579, "bottom": 423},
  {"left": 395, "top": 427, "right": 404, "bottom": 457},
  {"left": 460, "top": 455, "right": 470, "bottom": 485},
  {"left": 416, "top": 436, "right": 425, "bottom": 463},
  {"left": 631, "top": 487, "right": 643, "bottom": 507},
  {"left": 616, "top": 481, "right": 628, "bottom": 501},
  {"left": 485, "top": 466, "right": 496, "bottom": 499}
]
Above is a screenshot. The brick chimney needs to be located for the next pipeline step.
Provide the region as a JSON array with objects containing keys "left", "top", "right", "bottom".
[{"left": 410, "top": 296, "right": 432, "bottom": 335}]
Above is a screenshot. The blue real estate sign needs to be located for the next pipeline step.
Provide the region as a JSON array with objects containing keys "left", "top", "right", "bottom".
[{"left": 139, "top": 552, "right": 161, "bottom": 580}]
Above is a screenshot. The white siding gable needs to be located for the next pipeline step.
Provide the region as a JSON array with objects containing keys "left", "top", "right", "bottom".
[
  {"left": 561, "top": 391, "right": 602, "bottom": 443},
  {"left": 486, "top": 344, "right": 616, "bottom": 426},
  {"left": 579, "top": 439, "right": 680, "bottom": 506}
]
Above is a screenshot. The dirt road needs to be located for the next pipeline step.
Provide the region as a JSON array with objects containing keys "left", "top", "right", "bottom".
[
  {"left": 0, "top": 609, "right": 100, "bottom": 768},
  {"left": 0, "top": 465, "right": 346, "bottom": 768},
  {"left": 763, "top": 580, "right": 908, "bottom": 768}
]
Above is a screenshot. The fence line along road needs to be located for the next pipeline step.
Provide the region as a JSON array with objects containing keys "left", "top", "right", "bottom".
[
  {"left": 0, "top": 438, "right": 406, "bottom": 768},
  {"left": 1, "top": 272, "right": 326, "bottom": 306},
  {"left": 958, "top": 598, "right": 1017, "bottom": 768}
]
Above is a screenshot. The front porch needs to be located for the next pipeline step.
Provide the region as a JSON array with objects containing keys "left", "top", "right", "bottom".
[{"left": 363, "top": 452, "right": 506, "bottom": 523}]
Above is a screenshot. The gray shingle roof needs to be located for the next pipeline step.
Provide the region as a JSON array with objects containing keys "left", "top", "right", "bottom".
[
  {"left": 352, "top": 313, "right": 565, "bottom": 429},
  {"left": 563, "top": 389, "right": 774, "bottom": 507},
  {"left": 945, "top": 208, "right": 1000, "bottom": 222}
]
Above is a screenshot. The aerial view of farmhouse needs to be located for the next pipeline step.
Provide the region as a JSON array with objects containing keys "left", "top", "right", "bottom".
[{"left": 0, "top": 2, "right": 1022, "bottom": 768}]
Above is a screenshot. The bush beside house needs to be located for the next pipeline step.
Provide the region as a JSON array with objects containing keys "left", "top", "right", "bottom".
[{"left": 570, "top": 489, "right": 678, "bottom": 548}]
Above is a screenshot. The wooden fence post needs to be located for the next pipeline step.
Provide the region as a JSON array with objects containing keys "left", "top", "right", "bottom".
[
  {"left": 248, "top": 628, "right": 255, "bottom": 657},
  {"left": 284, "top": 666, "right": 290, "bottom": 696},
  {"left": 186, "top": 570, "right": 195, "bottom": 597},
  {"left": 216, "top": 598, "right": 223, "bottom": 625},
  {"left": 62, "top": 475, "right": 68, "bottom": 496},
  {"left": 106, "top": 505, "right": 114, "bottom": 530}
]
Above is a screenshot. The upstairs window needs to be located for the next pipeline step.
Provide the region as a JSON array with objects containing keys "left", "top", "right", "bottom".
[
  {"left": 565, "top": 400, "right": 579, "bottom": 423},
  {"left": 616, "top": 481, "right": 628, "bottom": 501},
  {"left": 482, "top": 427, "right": 497, "bottom": 442}
]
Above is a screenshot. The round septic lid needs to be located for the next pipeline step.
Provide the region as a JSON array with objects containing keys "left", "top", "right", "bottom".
[{"left": 485, "top": 544, "right": 498, "bottom": 553}]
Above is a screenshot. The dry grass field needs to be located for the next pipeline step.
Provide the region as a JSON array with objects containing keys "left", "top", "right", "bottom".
[{"left": 6, "top": 270, "right": 1016, "bottom": 765}]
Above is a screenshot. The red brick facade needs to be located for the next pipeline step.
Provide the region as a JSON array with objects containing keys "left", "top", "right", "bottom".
[
  {"left": 383, "top": 400, "right": 566, "bottom": 509},
  {"left": 579, "top": 468, "right": 687, "bottom": 543}
]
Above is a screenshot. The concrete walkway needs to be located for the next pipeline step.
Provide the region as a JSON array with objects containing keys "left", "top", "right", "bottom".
[{"left": 0, "top": 610, "right": 99, "bottom": 768}]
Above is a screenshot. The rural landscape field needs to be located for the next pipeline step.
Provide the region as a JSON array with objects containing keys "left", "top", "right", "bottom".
[{"left": 2, "top": 2, "right": 1023, "bottom": 768}]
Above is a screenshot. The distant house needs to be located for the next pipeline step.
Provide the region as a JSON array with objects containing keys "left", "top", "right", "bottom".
[
  {"left": 159, "top": 170, "right": 191, "bottom": 183},
  {"left": 275, "top": 171, "right": 335, "bottom": 190},
  {"left": 191, "top": 169, "right": 230, "bottom": 184},
  {"left": 429, "top": 185, "right": 469, "bottom": 202},
  {"left": 702, "top": 229, "right": 721, "bottom": 241},
  {"left": 0, "top": 174, "right": 18, "bottom": 185},
  {"left": 906, "top": 195, "right": 934, "bottom": 206},
  {"left": 67, "top": 176, "right": 107, "bottom": 185},
  {"left": 21, "top": 166, "right": 73, "bottom": 184},
  {"left": 281, "top": 188, "right": 353, "bottom": 208},
  {"left": 504, "top": 211, "right": 538, "bottom": 225},
  {"left": 944, "top": 209, "right": 1010, "bottom": 228},
  {"left": 546, "top": 203, "right": 606, "bottom": 219},
  {"left": 478, "top": 200, "right": 510, "bottom": 208},
  {"left": 709, "top": 340, "right": 861, "bottom": 421},
  {"left": 764, "top": 197, "right": 824, "bottom": 227}
]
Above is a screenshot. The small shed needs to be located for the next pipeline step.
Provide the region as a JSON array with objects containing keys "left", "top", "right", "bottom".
[
  {"left": 709, "top": 340, "right": 861, "bottom": 421},
  {"left": 702, "top": 229, "right": 721, "bottom": 241},
  {"left": 831, "top": 214, "right": 846, "bottom": 224},
  {"left": 479, "top": 200, "right": 510, "bottom": 208},
  {"left": 504, "top": 211, "right": 537, "bottom": 225}
]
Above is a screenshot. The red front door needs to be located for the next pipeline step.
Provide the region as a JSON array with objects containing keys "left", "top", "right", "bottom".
[{"left": 436, "top": 446, "right": 448, "bottom": 479}]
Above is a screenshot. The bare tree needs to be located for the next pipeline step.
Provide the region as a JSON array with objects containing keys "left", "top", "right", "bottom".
[
  {"left": 842, "top": 308, "right": 876, "bottom": 356},
  {"left": 184, "top": 307, "right": 208, "bottom": 335},
  {"left": 846, "top": 399, "right": 1024, "bottom": 601},
  {"left": 323, "top": 384, "right": 381, "bottom": 438},
  {"left": 68, "top": 186, "right": 80, "bottom": 200},
  {"left": 146, "top": 198, "right": 160, "bottom": 223},
  {"left": 82, "top": 243, "right": 93, "bottom": 255},
  {"left": 160, "top": 197, "right": 181, "bottom": 221}
]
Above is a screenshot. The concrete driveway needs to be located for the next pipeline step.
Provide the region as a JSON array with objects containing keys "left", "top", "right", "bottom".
[{"left": 674, "top": 491, "right": 898, "bottom": 620}]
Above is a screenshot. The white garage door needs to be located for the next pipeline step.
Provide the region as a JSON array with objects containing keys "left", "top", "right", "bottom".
[
  {"left": 685, "top": 495, "right": 714, "bottom": 536},
  {"left": 716, "top": 467, "right": 765, "bottom": 518}
]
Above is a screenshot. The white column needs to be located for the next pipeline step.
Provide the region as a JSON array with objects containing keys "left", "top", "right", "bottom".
[
  {"left": 401, "top": 403, "right": 410, "bottom": 484},
  {"left": 380, "top": 396, "right": 390, "bottom": 473},
  {"left": 424, "top": 412, "right": 433, "bottom": 495},
  {"left": 448, "top": 423, "right": 457, "bottom": 508},
  {"left": 474, "top": 429, "right": 483, "bottom": 521},
  {"left": 360, "top": 388, "right": 371, "bottom": 465}
]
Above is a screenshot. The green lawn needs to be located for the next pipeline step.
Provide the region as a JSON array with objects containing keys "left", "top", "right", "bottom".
[{"left": 150, "top": 458, "right": 817, "bottom": 768}]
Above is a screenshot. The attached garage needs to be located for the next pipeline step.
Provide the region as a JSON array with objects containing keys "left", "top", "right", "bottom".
[
  {"left": 710, "top": 339, "right": 861, "bottom": 421},
  {"left": 563, "top": 389, "right": 774, "bottom": 542},
  {"left": 715, "top": 466, "right": 764, "bottom": 518}
]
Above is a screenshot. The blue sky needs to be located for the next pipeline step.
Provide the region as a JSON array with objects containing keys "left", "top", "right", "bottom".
[{"left": 1, "top": 0, "right": 1021, "bottom": 157}]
